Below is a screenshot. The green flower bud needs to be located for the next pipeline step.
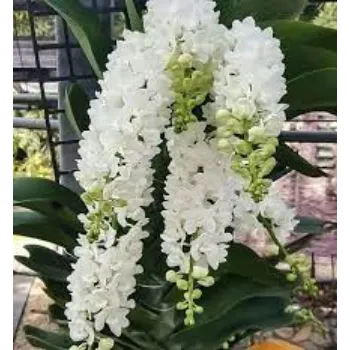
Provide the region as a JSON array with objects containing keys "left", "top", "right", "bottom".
[
  {"left": 217, "top": 138, "right": 232, "bottom": 152},
  {"left": 231, "top": 98, "right": 256, "bottom": 120},
  {"left": 192, "top": 289, "right": 203, "bottom": 299},
  {"left": 178, "top": 53, "right": 193, "bottom": 67},
  {"left": 260, "top": 143, "right": 277, "bottom": 158},
  {"left": 186, "top": 309, "right": 194, "bottom": 317},
  {"left": 183, "top": 77, "right": 192, "bottom": 90},
  {"left": 258, "top": 157, "right": 277, "bottom": 178},
  {"left": 286, "top": 272, "right": 297, "bottom": 282},
  {"left": 97, "top": 338, "right": 115, "bottom": 350},
  {"left": 192, "top": 70, "right": 204, "bottom": 81},
  {"left": 187, "top": 98, "right": 197, "bottom": 109},
  {"left": 226, "top": 118, "right": 245, "bottom": 135},
  {"left": 266, "top": 137, "right": 279, "bottom": 147},
  {"left": 194, "top": 305, "right": 204, "bottom": 314},
  {"left": 176, "top": 279, "right": 189, "bottom": 290},
  {"left": 234, "top": 140, "right": 253, "bottom": 156},
  {"left": 176, "top": 301, "right": 188, "bottom": 310},
  {"left": 217, "top": 126, "right": 232, "bottom": 138},
  {"left": 222, "top": 341, "right": 229, "bottom": 350},
  {"left": 166, "top": 270, "right": 178, "bottom": 283},
  {"left": 248, "top": 126, "right": 267, "bottom": 144},
  {"left": 192, "top": 265, "right": 209, "bottom": 279},
  {"left": 198, "top": 276, "right": 215, "bottom": 287},
  {"left": 215, "top": 109, "right": 232, "bottom": 125},
  {"left": 185, "top": 317, "right": 195, "bottom": 326},
  {"left": 285, "top": 304, "right": 301, "bottom": 314}
]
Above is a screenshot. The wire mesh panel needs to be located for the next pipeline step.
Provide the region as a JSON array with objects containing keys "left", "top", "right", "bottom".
[{"left": 13, "top": 0, "right": 128, "bottom": 189}]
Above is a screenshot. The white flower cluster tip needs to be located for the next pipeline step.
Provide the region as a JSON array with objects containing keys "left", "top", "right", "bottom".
[
  {"left": 67, "top": 0, "right": 299, "bottom": 345},
  {"left": 162, "top": 123, "right": 244, "bottom": 273},
  {"left": 68, "top": 20, "right": 174, "bottom": 345}
]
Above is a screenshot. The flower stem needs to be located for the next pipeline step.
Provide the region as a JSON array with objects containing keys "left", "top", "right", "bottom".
[
  {"left": 187, "top": 256, "right": 195, "bottom": 312},
  {"left": 259, "top": 215, "right": 288, "bottom": 258}
]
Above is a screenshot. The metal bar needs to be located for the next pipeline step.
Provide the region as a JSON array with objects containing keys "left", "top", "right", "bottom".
[
  {"left": 53, "top": 139, "right": 80, "bottom": 146},
  {"left": 280, "top": 131, "right": 337, "bottom": 143},
  {"left": 13, "top": 117, "right": 59, "bottom": 130},
  {"left": 14, "top": 0, "right": 124, "bottom": 13},
  {"left": 26, "top": 0, "right": 60, "bottom": 182},
  {"left": 59, "top": 169, "right": 78, "bottom": 175},
  {"left": 13, "top": 69, "right": 94, "bottom": 82},
  {"left": 13, "top": 93, "right": 58, "bottom": 107},
  {"left": 38, "top": 42, "right": 80, "bottom": 50}
]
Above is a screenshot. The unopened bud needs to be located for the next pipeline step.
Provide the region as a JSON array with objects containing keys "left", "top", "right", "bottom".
[
  {"left": 97, "top": 338, "right": 114, "bottom": 350},
  {"left": 166, "top": 270, "right": 178, "bottom": 283},
  {"left": 192, "top": 265, "right": 209, "bottom": 279},
  {"left": 216, "top": 109, "right": 232, "bottom": 125},
  {"left": 176, "top": 279, "right": 189, "bottom": 290},
  {"left": 178, "top": 53, "right": 193, "bottom": 67},
  {"left": 248, "top": 126, "right": 267, "bottom": 144},
  {"left": 176, "top": 301, "right": 188, "bottom": 310},
  {"left": 217, "top": 138, "right": 232, "bottom": 152},
  {"left": 222, "top": 341, "right": 230, "bottom": 349},
  {"left": 217, "top": 126, "right": 232, "bottom": 138},
  {"left": 194, "top": 305, "right": 204, "bottom": 314},
  {"left": 258, "top": 157, "right": 277, "bottom": 178},
  {"left": 198, "top": 276, "right": 215, "bottom": 287},
  {"left": 192, "top": 289, "right": 203, "bottom": 299}
]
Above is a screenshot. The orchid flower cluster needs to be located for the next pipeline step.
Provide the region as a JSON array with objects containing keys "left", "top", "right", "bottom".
[{"left": 66, "top": 0, "right": 300, "bottom": 347}]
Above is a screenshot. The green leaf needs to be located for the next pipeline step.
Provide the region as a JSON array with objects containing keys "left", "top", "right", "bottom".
[
  {"left": 42, "top": 0, "right": 112, "bottom": 78},
  {"left": 13, "top": 177, "right": 86, "bottom": 215},
  {"left": 266, "top": 20, "right": 337, "bottom": 52},
  {"left": 275, "top": 143, "right": 327, "bottom": 177},
  {"left": 170, "top": 296, "right": 292, "bottom": 350},
  {"left": 42, "top": 279, "right": 70, "bottom": 308},
  {"left": 282, "top": 44, "right": 336, "bottom": 82},
  {"left": 24, "top": 326, "right": 73, "bottom": 350},
  {"left": 283, "top": 234, "right": 315, "bottom": 255},
  {"left": 261, "top": 22, "right": 337, "bottom": 110},
  {"left": 197, "top": 275, "right": 291, "bottom": 326},
  {"left": 217, "top": 243, "right": 287, "bottom": 285},
  {"left": 283, "top": 68, "right": 337, "bottom": 119},
  {"left": 48, "top": 304, "right": 67, "bottom": 324},
  {"left": 214, "top": 0, "right": 307, "bottom": 27},
  {"left": 13, "top": 210, "right": 77, "bottom": 250},
  {"left": 125, "top": 0, "right": 144, "bottom": 32},
  {"left": 15, "top": 245, "right": 72, "bottom": 282},
  {"left": 14, "top": 198, "right": 83, "bottom": 234},
  {"left": 269, "top": 164, "right": 292, "bottom": 181},
  {"left": 65, "top": 83, "right": 90, "bottom": 137},
  {"left": 294, "top": 216, "right": 325, "bottom": 234}
]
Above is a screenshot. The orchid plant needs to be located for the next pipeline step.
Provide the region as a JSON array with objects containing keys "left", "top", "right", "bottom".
[{"left": 13, "top": 0, "right": 336, "bottom": 349}]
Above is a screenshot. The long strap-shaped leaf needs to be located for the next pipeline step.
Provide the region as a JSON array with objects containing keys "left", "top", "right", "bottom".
[
  {"left": 275, "top": 143, "right": 327, "bottom": 177},
  {"left": 260, "top": 21, "right": 337, "bottom": 118},
  {"left": 24, "top": 326, "right": 74, "bottom": 350},
  {"left": 125, "top": 0, "right": 144, "bottom": 32},
  {"left": 284, "top": 67, "right": 337, "bottom": 119},
  {"left": 42, "top": 0, "right": 112, "bottom": 79},
  {"left": 13, "top": 210, "right": 77, "bottom": 250},
  {"left": 214, "top": 0, "right": 307, "bottom": 28},
  {"left": 65, "top": 82, "right": 90, "bottom": 136},
  {"left": 15, "top": 245, "right": 72, "bottom": 282},
  {"left": 14, "top": 177, "right": 86, "bottom": 214},
  {"left": 264, "top": 20, "right": 337, "bottom": 52}
]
